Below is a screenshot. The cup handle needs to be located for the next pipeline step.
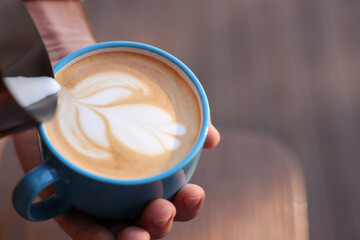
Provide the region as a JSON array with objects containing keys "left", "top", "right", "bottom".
[{"left": 12, "top": 162, "right": 71, "bottom": 221}]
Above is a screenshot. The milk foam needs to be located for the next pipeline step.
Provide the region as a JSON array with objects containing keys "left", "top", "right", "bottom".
[
  {"left": 45, "top": 51, "right": 201, "bottom": 179},
  {"left": 4, "top": 76, "right": 60, "bottom": 107},
  {"left": 58, "top": 72, "right": 186, "bottom": 158}
]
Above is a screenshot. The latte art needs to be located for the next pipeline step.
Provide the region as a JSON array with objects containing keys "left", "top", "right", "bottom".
[
  {"left": 59, "top": 72, "right": 186, "bottom": 157},
  {"left": 45, "top": 52, "right": 201, "bottom": 179}
]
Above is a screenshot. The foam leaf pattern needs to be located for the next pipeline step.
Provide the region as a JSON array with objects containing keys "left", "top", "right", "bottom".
[
  {"left": 58, "top": 72, "right": 186, "bottom": 158},
  {"left": 58, "top": 102, "right": 111, "bottom": 159}
]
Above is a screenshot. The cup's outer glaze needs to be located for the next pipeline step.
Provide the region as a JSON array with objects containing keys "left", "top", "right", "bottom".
[{"left": 12, "top": 41, "right": 209, "bottom": 221}]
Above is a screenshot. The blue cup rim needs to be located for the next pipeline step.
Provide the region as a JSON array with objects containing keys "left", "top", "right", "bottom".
[{"left": 38, "top": 41, "right": 210, "bottom": 185}]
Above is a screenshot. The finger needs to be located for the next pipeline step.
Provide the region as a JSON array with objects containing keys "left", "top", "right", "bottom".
[
  {"left": 117, "top": 226, "right": 150, "bottom": 240},
  {"left": 56, "top": 210, "right": 115, "bottom": 240},
  {"left": 136, "top": 199, "right": 176, "bottom": 239},
  {"left": 203, "top": 123, "right": 220, "bottom": 149},
  {"left": 172, "top": 184, "right": 205, "bottom": 221},
  {"left": 103, "top": 222, "right": 128, "bottom": 235}
]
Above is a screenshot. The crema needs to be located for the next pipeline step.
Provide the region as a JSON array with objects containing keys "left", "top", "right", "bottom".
[{"left": 44, "top": 52, "right": 201, "bottom": 179}]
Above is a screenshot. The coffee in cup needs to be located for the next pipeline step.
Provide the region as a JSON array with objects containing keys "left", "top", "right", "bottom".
[
  {"left": 12, "top": 42, "right": 209, "bottom": 221},
  {"left": 45, "top": 51, "right": 201, "bottom": 179}
]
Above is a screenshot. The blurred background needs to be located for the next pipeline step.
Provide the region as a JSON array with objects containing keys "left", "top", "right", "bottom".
[{"left": 1, "top": 0, "right": 360, "bottom": 239}]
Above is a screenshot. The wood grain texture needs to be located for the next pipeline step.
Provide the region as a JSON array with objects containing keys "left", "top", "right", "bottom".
[
  {"left": 84, "top": 0, "right": 359, "bottom": 239},
  {"left": 2, "top": 0, "right": 360, "bottom": 238},
  {"left": 0, "top": 130, "right": 307, "bottom": 240},
  {"left": 164, "top": 129, "right": 308, "bottom": 240}
]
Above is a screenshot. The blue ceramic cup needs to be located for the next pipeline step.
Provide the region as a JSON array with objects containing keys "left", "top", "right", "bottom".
[{"left": 12, "top": 41, "right": 210, "bottom": 221}]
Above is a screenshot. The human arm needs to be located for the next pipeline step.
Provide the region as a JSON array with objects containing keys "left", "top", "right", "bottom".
[{"left": 15, "top": 1, "right": 220, "bottom": 239}]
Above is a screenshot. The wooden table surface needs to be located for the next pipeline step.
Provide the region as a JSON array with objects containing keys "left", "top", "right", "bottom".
[
  {"left": 2, "top": 0, "right": 360, "bottom": 239},
  {"left": 84, "top": 0, "right": 360, "bottom": 238},
  {"left": 0, "top": 129, "right": 308, "bottom": 240}
]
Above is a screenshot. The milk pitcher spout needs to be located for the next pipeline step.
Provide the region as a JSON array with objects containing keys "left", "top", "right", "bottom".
[{"left": 0, "top": 0, "right": 58, "bottom": 137}]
